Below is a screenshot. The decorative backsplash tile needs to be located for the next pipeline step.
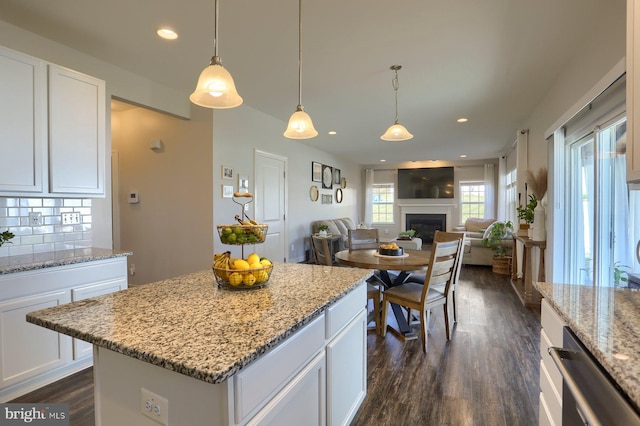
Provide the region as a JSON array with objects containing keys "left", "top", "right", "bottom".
[{"left": 0, "top": 198, "right": 92, "bottom": 257}]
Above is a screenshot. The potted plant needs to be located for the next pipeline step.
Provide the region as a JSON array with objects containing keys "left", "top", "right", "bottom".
[
  {"left": 516, "top": 194, "right": 536, "bottom": 236},
  {"left": 481, "top": 220, "right": 514, "bottom": 274},
  {"left": 318, "top": 224, "right": 329, "bottom": 237},
  {"left": 0, "top": 229, "right": 15, "bottom": 248}
]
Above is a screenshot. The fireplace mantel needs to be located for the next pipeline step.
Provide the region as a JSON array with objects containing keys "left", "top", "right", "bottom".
[{"left": 398, "top": 204, "right": 456, "bottom": 232}]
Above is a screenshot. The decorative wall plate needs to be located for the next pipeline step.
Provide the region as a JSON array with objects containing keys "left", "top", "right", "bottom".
[
  {"left": 310, "top": 185, "right": 319, "bottom": 201},
  {"left": 341, "top": 177, "right": 347, "bottom": 188}
]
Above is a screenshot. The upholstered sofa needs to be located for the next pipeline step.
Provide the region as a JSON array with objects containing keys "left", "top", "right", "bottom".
[
  {"left": 311, "top": 217, "right": 357, "bottom": 251},
  {"left": 453, "top": 218, "right": 513, "bottom": 266}
]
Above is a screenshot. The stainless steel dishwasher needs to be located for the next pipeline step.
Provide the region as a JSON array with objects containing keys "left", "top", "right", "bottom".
[{"left": 549, "top": 327, "right": 640, "bottom": 425}]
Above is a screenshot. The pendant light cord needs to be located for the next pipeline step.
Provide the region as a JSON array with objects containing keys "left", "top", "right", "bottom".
[
  {"left": 211, "top": 0, "right": 221, "bottom": 64},
  {"left": 297, "top": 0, "right": 303, "bottom": 108},
  {"left": 392, "top": 68, "right": 400, "bottom": 124}
]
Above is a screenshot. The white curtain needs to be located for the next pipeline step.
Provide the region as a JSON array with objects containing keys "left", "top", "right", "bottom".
[
  {"left": 364, "top": 168, "right": 374, "bottom": 227},
  {"left": 484, "top": 163, "right": 495, "bottom": 219},
  {"left": 497, "top": 157, "right": 507, "bottom": 220}
]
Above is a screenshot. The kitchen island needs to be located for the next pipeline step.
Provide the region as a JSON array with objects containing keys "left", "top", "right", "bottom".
[
  {"left": 27, "top": 263, "right": 372, "bottom": 425},
  {"left": 534, "top": 281, "right": 640, "bottom": 424}
]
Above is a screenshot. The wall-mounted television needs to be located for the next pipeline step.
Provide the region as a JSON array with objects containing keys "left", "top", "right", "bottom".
[{"left": 397, "top": 167, "right": 454, "bottom": 199}]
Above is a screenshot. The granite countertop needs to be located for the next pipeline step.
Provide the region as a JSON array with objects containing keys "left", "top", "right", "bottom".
[
  {"left": 0, "top": 248, "right": 132, "bottom": 275},
  {"left": 535, "top": 282, "right": 640, "bottom": 411},
  {"left": 27, "top": 263, "right": 372, "bottom": 384}
]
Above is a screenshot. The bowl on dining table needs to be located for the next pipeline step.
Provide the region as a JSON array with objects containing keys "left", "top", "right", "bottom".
[{"left": 378, "top": 246, "right": 404, "bottom": 256}]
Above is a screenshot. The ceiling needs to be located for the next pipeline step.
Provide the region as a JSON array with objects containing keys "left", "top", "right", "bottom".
[{"left": 0, "top": 0, "right": 612, "bottom": 165}]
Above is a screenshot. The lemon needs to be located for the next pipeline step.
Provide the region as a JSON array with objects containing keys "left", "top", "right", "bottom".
[
  {"left": 253, "top": 269, "right": 269, "bottom": 283},
  {"left": 243, "top": 273, "right": 257, "bottom": 286},
  {"left": 260, "top": 259, "right": 272, "bottom": 266},
  {"left": 233, "top": 259, "right": 251, "bottom": 270},
  {"left": 247, "top": 253, "right": 260, "bottom": 265},
  {"left": 228, "top": 272, "right": 243, "bottom": 286}
]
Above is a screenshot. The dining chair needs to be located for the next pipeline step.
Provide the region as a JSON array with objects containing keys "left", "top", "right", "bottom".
[
  {"left": 405, "top": 230, "right": 466, "bottom": 325},
  {"left": 311, "top": 235, "right": 336, "bottom": 266},
  {"left": 380, "top": 238, "right": 462, "bottom": 353},
  {"left": 348, "top": 229, "right": 380, "bottom": 250}
]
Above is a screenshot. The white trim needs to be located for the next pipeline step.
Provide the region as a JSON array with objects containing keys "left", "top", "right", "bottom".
[{"left": 545, "top": 58, "right": 626, "bottom": 139}]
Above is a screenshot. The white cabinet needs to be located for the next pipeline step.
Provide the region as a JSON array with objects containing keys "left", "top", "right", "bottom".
[
  {"left": 539, "top": 299, "right": 565, "bottom": 426},
  {"left": 0, "top": 257, "right": 127, "bottom": 402},
  {"left": 627, "top": 0, "right": 640, "bottom": 182},
  {"left": 0, "top": 47, "right": 46, "bottom": 193},
  {"left": 0, "top": 290, "right": 71, "bottom": 390},
  {"left": 0, "top": 45, "right": 106, "bottom": 197}
]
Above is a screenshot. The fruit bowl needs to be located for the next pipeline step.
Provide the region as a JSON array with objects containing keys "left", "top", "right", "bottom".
[
  {"left": 217, "top": 224, "right": 269, "bottom": 245},
  {"left": 379, "top": 247, "right": 404, "bottom": 256},
  {"left": 212, "top": 264, "right": 274, "bottom": 290}
]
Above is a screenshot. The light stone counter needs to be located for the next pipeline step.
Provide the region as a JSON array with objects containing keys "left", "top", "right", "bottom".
[
  {"left": 535, "top": 282, "right": 640, "bottom": 411},
  {"left": 27, "top": 263, "right": 373, "bottom": 384},
  {"left": 0, "top": 247, "right": 132, "bottom": 275}
]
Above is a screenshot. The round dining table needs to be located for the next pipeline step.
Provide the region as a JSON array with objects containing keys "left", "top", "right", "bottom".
[{"left": 335, "top": 248, "right": 431, "bottom": 339}]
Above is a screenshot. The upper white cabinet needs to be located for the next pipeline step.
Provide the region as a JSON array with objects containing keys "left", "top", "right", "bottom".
[
  {"left": 627, "top": 0, "right": 640, "bottom": 182},
  {"left": 0, "top": 46, "right": 106, "bottom": 197},
  {"left": 0, "top": 48, "right": 47, "bottom": 193}
]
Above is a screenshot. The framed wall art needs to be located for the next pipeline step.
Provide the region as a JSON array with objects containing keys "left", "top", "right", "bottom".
[
  {"left": 238, "top": 175, "right": 249, "bottom": 193},
  {"left": 312, "top": 162, "right": 322, "bottom": 182},
  {"left": 222, "top": 165, "right": 234, "bottom": 180},
  {"left": 333, "top": 168, "right": 341, "bottom": 185},
  {"left": 222, "top": 185, "right": 234, "bottom": 198},
  {"left": 322, "top": 164, "right": 333, "bottom": 189},
  {"left": 322, "top": 194, "right": 333, "bottom": 204},
  {"left": 335, "top": 188, "right": 343, "bottom": 203}
]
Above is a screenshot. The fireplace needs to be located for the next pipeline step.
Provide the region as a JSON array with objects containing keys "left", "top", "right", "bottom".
[{"left": 406, "top": 213, "right": 446, "bottom": 244}]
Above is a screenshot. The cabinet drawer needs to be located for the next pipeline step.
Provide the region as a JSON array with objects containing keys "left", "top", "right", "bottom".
[
  {"left": 539, "top": 392, "right": 556, "bottom": 426},
  {"left": 540, "top": 329, "right": 562, "bottom": 394},
  {"left": 541, "top": 299, "right": 565, "bottom": 346},
  {"left": 539, "top": 360, "right": 562, "bottom": 425},
  {"left": 234, "top": 314, "right": 325, "bottom": 423},
  {"left": 325, "top": 282, "right": 365, "bottom": 339}
]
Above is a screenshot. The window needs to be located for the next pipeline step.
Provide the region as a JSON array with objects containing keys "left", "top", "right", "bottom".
[
  {"left": 460, "top": 182, "right": 485, "bottom": 223},
  {"left": 372, "top": 183, "right": 394, "bottom": 224}
]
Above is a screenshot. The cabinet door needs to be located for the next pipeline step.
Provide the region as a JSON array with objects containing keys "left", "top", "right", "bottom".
[
  {"left": 71, "top": 280, "right": 126, "bottom": 360},
  {"left": 0, "top": 291, "right": 71, "bottom": 389},
  {"left": 628, "top": 0, "right": 640, "bottom": 182},
  {"left": 247, "top": 352, "right": 326, "bottom": 426},
  {"left": 48, "top": 64, "right": 105, "bottom": 195},
  {"left": 326, "top": 309, "right": 367, "bottom": 426},
  {"left": 0, "top": 47, "right": 46, "bottom": 194}
]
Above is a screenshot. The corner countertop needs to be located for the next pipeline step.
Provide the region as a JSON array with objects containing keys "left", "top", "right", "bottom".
[
  {"left": 26, "top": 263, "right": 372, "bottom": 384},
  {"left": 0, "top": 248, "right": 132, "bottom": 275},
  {"left": 535, "top": 282, "right": 640, "bottom": 411}
]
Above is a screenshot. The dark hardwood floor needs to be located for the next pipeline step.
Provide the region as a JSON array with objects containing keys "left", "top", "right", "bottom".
[{"left": 10, "top": 265, "right": 541, "bottom": 426}]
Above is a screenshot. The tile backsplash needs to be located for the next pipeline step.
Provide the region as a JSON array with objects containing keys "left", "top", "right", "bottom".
[{"left": 0, "top": 197, "right": 92, "bottom": 257}]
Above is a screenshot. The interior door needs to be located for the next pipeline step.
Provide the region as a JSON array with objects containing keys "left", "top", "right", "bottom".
[{"left": 254, "top": 150, "right": 287, "bottom": 262}]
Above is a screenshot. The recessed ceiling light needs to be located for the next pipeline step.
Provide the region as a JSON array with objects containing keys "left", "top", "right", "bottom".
[
  {"left": 460, "top": 154, "right": 467, "bottom": 158},
  {"left": 328, "top": 131, "right": 337, "bottom": 135},
  {"left": 157, "top": 28, "right": 178, "bottom": 40},
  {"left": 457, "top": 118, "right": 468, "bottom": 123},
  {"left": 380, "top": 159, "right": 386, "bottom": 162}
]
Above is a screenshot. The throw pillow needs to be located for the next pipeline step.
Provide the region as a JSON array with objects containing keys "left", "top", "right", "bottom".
[{"left": 482, "top": 222, "right": 497, "bottom": 240}]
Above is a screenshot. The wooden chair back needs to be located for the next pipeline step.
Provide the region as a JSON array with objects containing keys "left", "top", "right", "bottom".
[
  {"left": 420, "top": 239, "right": 462, "bottom": 303},
  {"left": 348, "top": 229, "right": 379, "bottom": 250},
  {"left": 433, "top": 230, "right": 466, "bottom": 287},
  {"left": 311, "top": 235, "right": 333, "bottom": 266}
]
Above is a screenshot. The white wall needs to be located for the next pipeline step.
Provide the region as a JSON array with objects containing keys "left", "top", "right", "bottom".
[
  {"left": 213, "top": 106, "right": 360, "bottom": 263},
  {"left": 520, "top": 0, "right": 626, "bottom": 171}
]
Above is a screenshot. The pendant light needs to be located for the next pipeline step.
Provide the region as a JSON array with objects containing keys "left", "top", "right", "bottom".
[
  {"left": 284, "top": 0, "right": 318, "bottom": 139},
  {"left": 381, "top": 65, "right": 413, "bottom": 141},
  {"left": 190, "top": 0, "right": 243, "bottom": 109}
]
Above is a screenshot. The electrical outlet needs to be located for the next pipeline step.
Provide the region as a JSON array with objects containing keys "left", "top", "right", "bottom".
[
  {"left": 61, "top": 212, "right": 81, "bottom": 225},
  {"left": 141, "top": 388, "right": 168, "bottom": 425},
  {"left": 28, "top": 212, "right": 42, "bottom": 227}
]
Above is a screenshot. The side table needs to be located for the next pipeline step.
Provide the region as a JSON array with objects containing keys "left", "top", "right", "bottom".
[{"left": 511, "top": 235, "right": 545, "bottom": 308}]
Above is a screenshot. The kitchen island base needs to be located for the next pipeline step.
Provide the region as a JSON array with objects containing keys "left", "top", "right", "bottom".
[{"left": 92, "top": 283, "right": 367, "bottom": 426}]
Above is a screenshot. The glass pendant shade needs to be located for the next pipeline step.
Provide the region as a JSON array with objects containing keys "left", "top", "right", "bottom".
[
  {"left": 284, "top": 106, "right": 318, "bottom": 139},
  {"left": 189, "top": 59, "right": 243, "bottom": 109},
  {"left": 381, "top": 122, "right": 413, "bottom": 141}
]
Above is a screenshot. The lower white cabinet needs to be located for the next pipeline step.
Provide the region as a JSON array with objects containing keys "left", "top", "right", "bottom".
[
  {"left": 0, "top": 257, "right": 127, "bottom": 401},
  {"left": 539, "top": 299, "right": 565, "bottom": 426}
]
